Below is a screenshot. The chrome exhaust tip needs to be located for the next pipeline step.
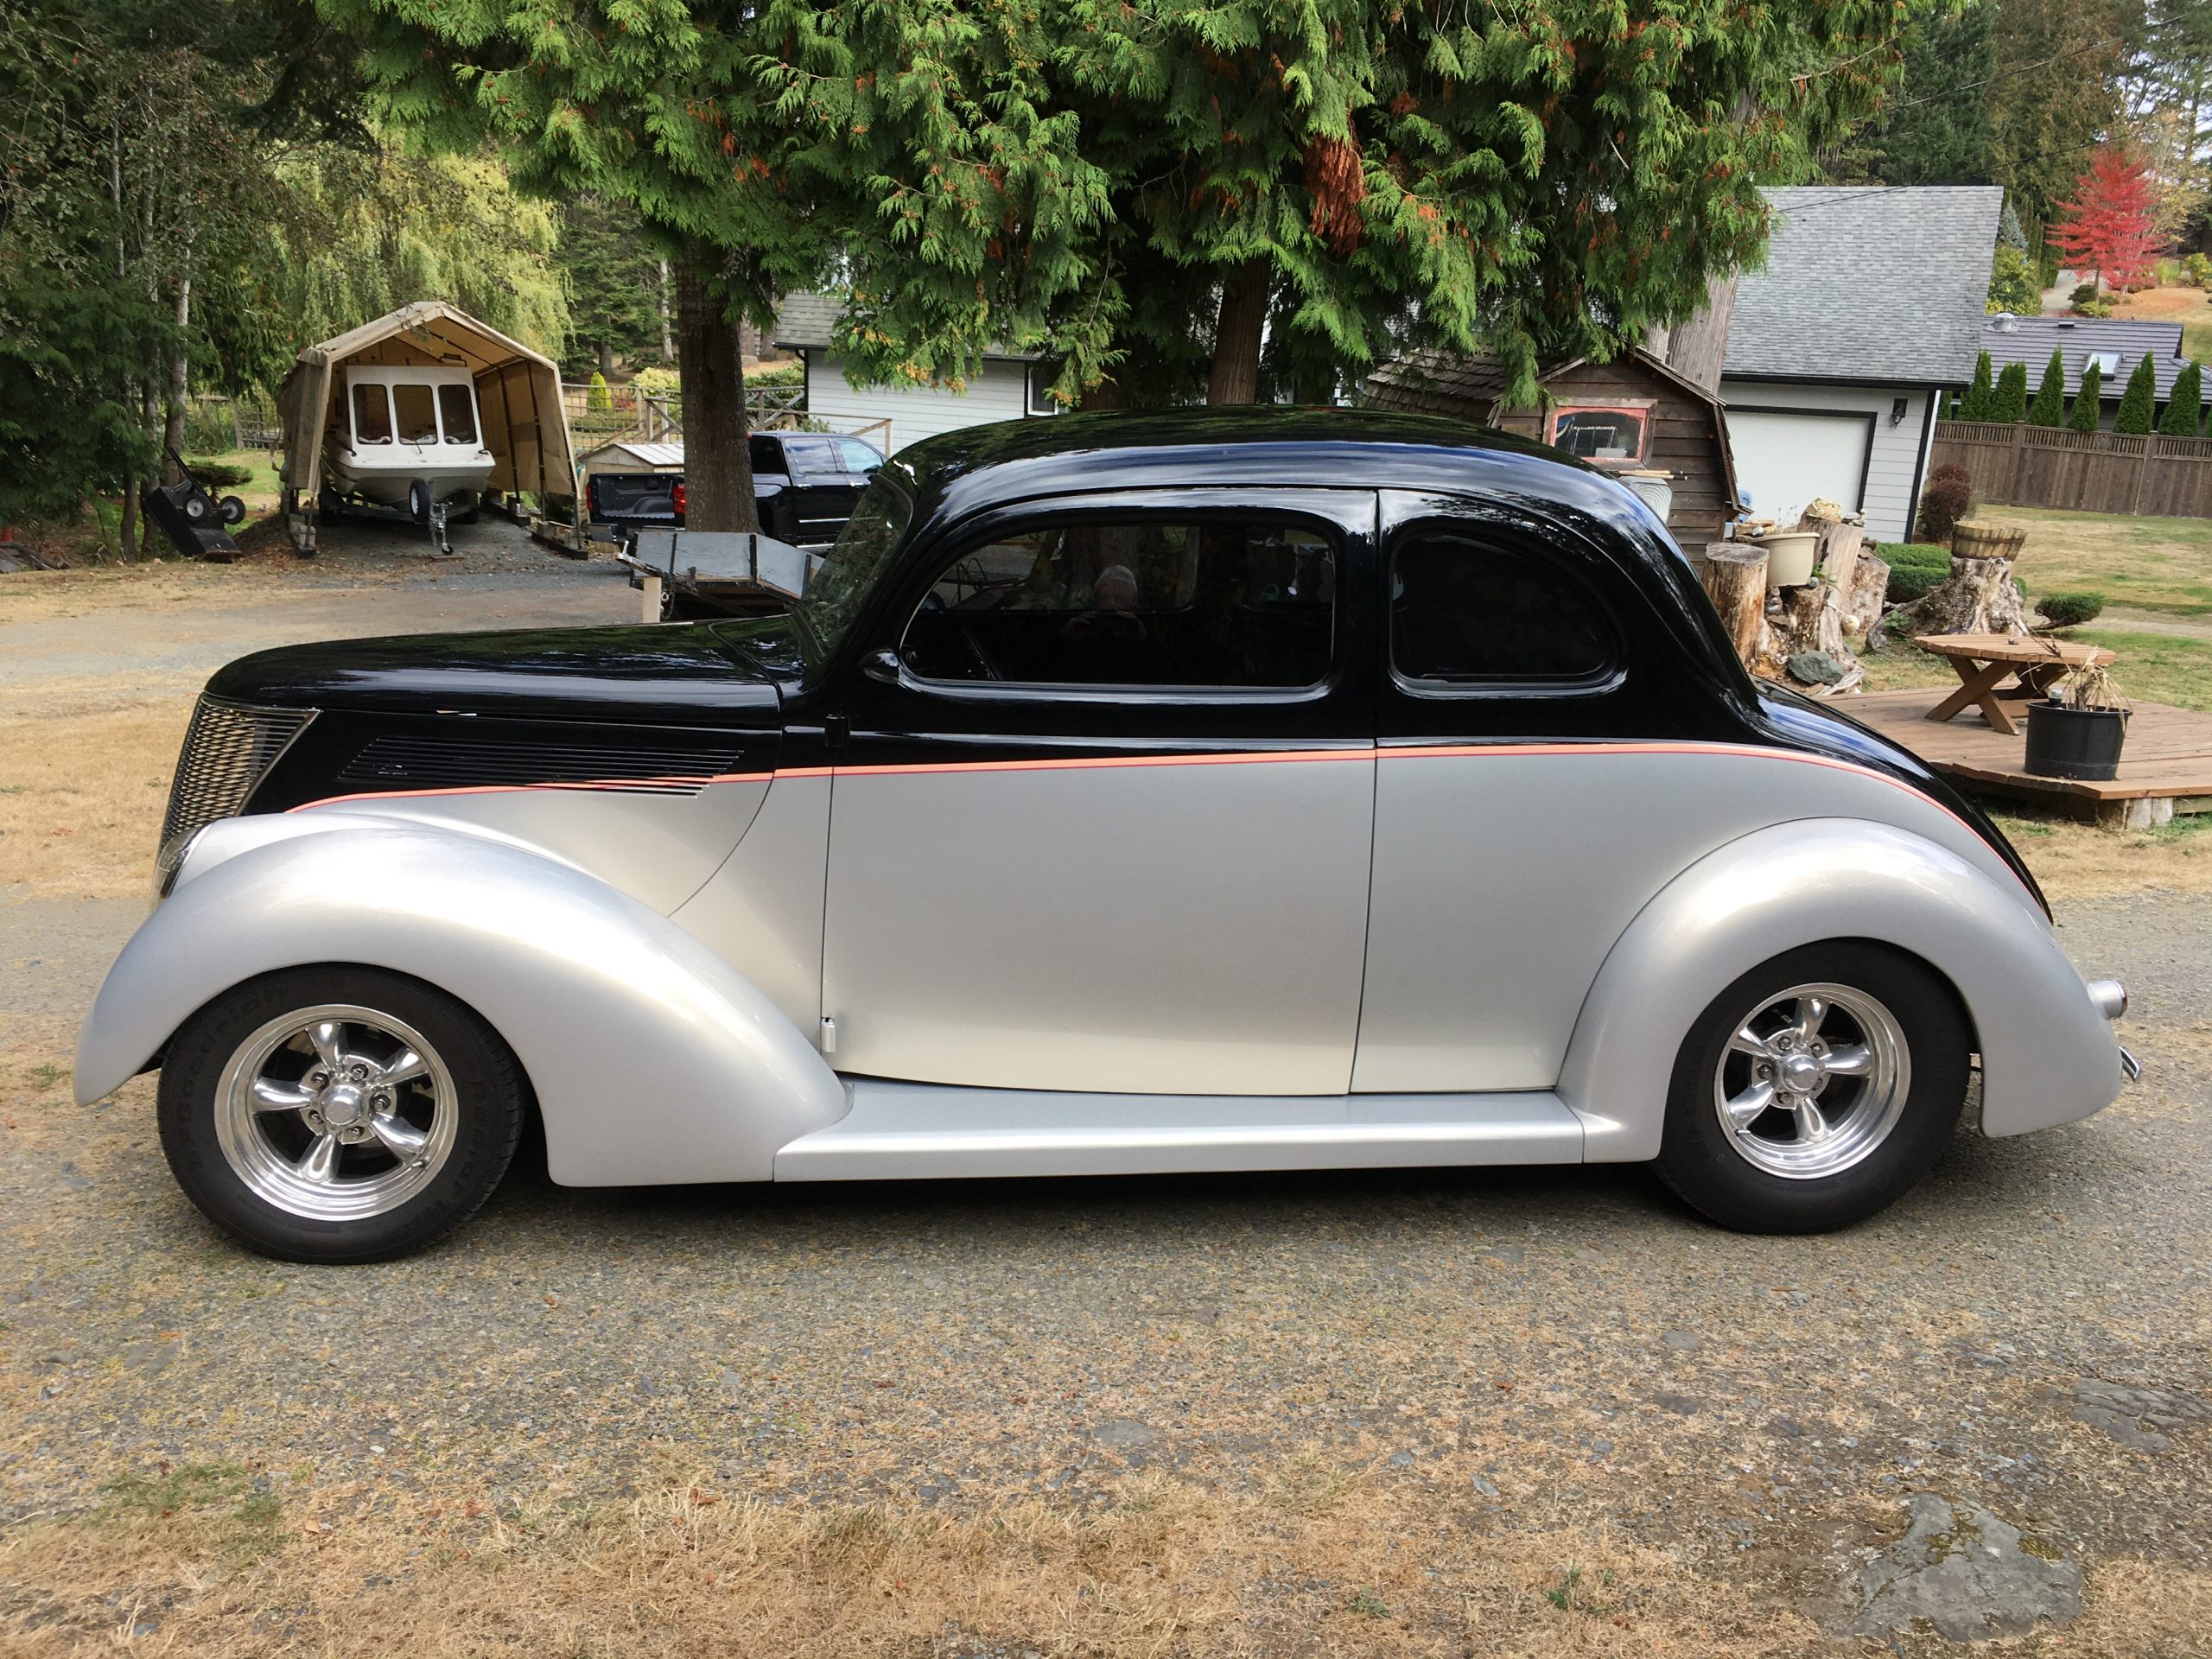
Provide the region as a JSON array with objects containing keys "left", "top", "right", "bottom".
[{"left": 2087, "top": 979, "right": 2128, "bottom": 1022}]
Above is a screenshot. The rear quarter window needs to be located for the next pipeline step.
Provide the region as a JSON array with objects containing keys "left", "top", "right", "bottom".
[{"left": 1390, "top": 531, "right": 1617, "bottom": 685}]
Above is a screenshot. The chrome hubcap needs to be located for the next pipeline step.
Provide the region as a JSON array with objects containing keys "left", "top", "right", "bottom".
[
  {"left": 1713, "top": 982, "right": 1910, "bottom": 1179},
  {"left": 214, "top": 1004, "right": 457, "bottom": 1220}
]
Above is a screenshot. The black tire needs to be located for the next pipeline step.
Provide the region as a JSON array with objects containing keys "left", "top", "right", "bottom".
[
  {"left": 217, "top": 494, "right": 247, "bottom": 525},
  {"left": 181, "top": 492, "right": 213, "bottom": 524},
  {"left": 1653, "top": 942, "right": 1970, "bottom": 1235},
  {"left": 409, "top": 479, "right": 434, "bottom": 527},
  {"left": 156, "top": 966, "right": 527, "bottom": 1262}
]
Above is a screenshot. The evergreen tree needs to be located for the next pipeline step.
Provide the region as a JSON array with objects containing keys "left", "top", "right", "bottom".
[
  {"left": 1992, "top": 360, "right": 2030, "bottom": 422},
  {"left": 2028, "top": 349, "right": 2068, "bottom": 425},
  {"left": 2113, "top": 353, "right": 2158, "bottom": 433},
  {"left": 2160, "top": 359, "right": 2204, "bottom": 435},
  {"left": 1831, "top": 2, "right": 1997, "bottom": 187},
  {"left": 2069, "top": 359, "right": 2105, "bottom": 430},
  {"left": 1960, "top": 350, "right": 1996, "bottom": 419},
  {"left": 556, "top": 193, "right": 664, "bottom": 377},
  {"left": 1988, "top": 0, "right": 2132, "bottom": 235}
]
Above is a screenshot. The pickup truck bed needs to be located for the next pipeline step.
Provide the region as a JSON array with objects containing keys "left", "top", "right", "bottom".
[{"left": 584, "top": 431, "right": 882, "bottom": 549}]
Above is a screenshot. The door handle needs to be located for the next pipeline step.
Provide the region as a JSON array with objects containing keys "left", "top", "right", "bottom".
[{"left": 861, "top": 648, "right": 901, "bottom": 685}]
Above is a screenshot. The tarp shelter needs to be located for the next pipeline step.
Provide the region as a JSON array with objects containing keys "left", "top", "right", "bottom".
[{"left": 277, "top": 302, "right": 575, "bottom": 508}]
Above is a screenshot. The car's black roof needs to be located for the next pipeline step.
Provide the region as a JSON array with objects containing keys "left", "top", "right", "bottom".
[{"left": 890, "top": 406, "right": 1688, "bottom": 569}]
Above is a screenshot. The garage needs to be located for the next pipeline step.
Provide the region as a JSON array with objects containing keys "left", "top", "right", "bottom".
[{"left": 1725, "top": 407, "right": 1874, "bottom": 526}]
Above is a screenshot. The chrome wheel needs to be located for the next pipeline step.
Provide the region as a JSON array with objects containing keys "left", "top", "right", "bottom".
[
  {"left": 213, "top": 1003, "right": 458, "bottom": 1220},
  {"left": 1712, "top": 982, "right": 1910, "bottom": 1180}
]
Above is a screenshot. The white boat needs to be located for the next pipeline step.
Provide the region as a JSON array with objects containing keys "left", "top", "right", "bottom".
[{"left": 322, "top": 365, "right": 497, "bottom": 512}]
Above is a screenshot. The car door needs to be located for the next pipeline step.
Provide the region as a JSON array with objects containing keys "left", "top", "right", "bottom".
[
  {"left": 820, "top": 487, "right": 1377, "bottom": 1096},
  {"left": 1352, "top": 489, "right": 1755, "bottom": 1094}
]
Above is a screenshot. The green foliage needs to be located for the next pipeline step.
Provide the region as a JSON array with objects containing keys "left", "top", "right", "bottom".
[
  {"left": 1960, "top": 351, "right": 1996, "bottom": 420},
  {"left": 1830, "top": 2, "right": 1995, "bottom": 187},
  {"left": 631, "top": 365, "right": 682, "bottom": 391},
  {"left": 2028, "top": 349, "right": 2068, "bottom": 426},
  {"left": 586, "top": 372, "right": 613, "bottom": 414},
  {"left": 1886, "top": 563, "right": 1947, "bottom": 605},
  {"left": 1880, "top": 542, "right": 1955, "bottom": 570},
  {"left": 2037, "top": 591, "right": 2107, "bottom": 627},
  {"left": 1992, "top": 360, "right": 2030, "bottom": 422},
  {"left": 2160, "top": 359, "right": 2203, "bottom": 435},
  {"left": 557, "top": 192, "right": 666, "bottom": 376},
  {"left": 183, "top": 459, "right": 253, "bottom": 487},
  {"left": 2069, "top": 359, "right": 2104, "bottom": 430},
  {"left": 1987, "top": 245, "right": 2041, "bottom": 315},
  {"left": 2071, "top": 282, "right": 2102, "bottom": 307},
  {"left": 2113, "top": 353, "right": 2158, "bottom": 433},
  {"left": 2189, "top": 253, "right": 2212, "bottom": 287},
  {"left": 1988, "top": 0, "right": 2132, "bottom": 233}
]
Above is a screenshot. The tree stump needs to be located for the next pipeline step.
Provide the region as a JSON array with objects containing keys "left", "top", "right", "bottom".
[
  {"left": 1897, "top": 555, "right": 2031, "bottom": 637},
  {"left": 1701, "top": 543, "right": 1769, "bottom": 669},
  {"left": 1839, "top": 550, "right": 1891, "bottom": 635},
  {"left": 1814, "top": 520, "right": 1864, "bottom": 616}
]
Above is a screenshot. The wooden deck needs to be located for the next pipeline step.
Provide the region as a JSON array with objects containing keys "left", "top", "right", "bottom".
[{"left": 1847, "top": 687, "right": 2212, "bottom": 826}]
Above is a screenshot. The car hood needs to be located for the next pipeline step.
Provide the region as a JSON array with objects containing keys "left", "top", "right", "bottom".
[{"left": 205, "top": 622, "right": 782, "bottom": 729}]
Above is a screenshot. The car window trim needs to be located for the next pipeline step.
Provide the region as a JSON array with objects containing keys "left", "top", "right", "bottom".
[{"left": 893, "top": 499, "right": 1357, "bottom": 703}]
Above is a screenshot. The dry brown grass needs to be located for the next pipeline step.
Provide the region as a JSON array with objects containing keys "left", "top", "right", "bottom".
[
  {"left": 0, "top": 701, "right": 183, "bottom": 900},
  {"left": 6, "top": 1465, "right": 2209, "bottom": 1657}
]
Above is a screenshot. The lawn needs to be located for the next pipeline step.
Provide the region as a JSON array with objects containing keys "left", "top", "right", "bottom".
[
  {"left": 1965, "top": 506, "right": 2212, "bottom": 619},
  {"left": 1858, "top": 627, "right": 2212, "bottom": 712}
]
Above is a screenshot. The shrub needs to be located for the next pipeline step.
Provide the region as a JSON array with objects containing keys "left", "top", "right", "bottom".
[
  {"left": 1885, "top": 563, "right": 1946, "bottom": 605},
  {"left": 1986, "top": 245, "right": 2040, "bottom": 315},
  {"left": 1959, "top": 350, "right": 1994, "bottom": 421},
  {"left": 1991, "top": 360, "right": 2029, "bottom": 422},
  {"left": 2069, "top": 359, "right": 2104, "bottom": 430},
  {"left": 1916, "top": 466, "right": 1973, "bottom": 543},
  {"left": 2071, "top": 281, "right": 2101, "bottom": 307},
  {"left": 182, "top": 458, "right": 251, "bottom": 487},
  {"left": 2113, "top": 353, "right": 2158, "bottom": 433},
  {"left": 2027, "top": 349, "right": 2068, "bottom": 427},
  {"left": 181, "top": 400, "right": 238, "bottom": 454},
  {"left": 2074, "top": 296, "right": 2115, "bottom": 318},
  {"left": 2160, "top": 360, "right": 2203, "bottom": 436},
  {"left": 586, "top": 372, "right": 613, "bottom": 414},
  {"left": 2037, "top": 591, "right": 2107, "bottom": 628},
  {"left": 630, "top": 365, "right": 681, "bottom": 391},
  {"left": 1879, "top": 541, "right": 1954, "bottom": 570},
  {"left": 750, "top": 359, "right": 806, "bottom": 387},
  {"left": 2188, "top": 252, "right": 2212, "bottom": 287}
]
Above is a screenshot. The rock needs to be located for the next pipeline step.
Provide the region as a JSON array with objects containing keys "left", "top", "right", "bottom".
[
  {"left": 1651, "top": 1392, "right": 1702, "bottom": 1415},
  {"left": 1470, "top": 1473, "right": 1499, "bottom": 1498},
  {"left": 1662, "top": 1329, "right": 1700, "bottom": 1351},
  {"left": 1094, "top": 1419, "right": 1160, "bottom": 1449},
  {"left": 1482, "top": 1243, "right": 1525, "bottom": 1269},
  {"left": 1850, "top": 1493, "right": 2079, "bottom": 1643},
  {"left": 1786, "top": 649, "right": 1846, "bottom": 686},
  {"left": 2069, "top": 1380, "right": 2209, "bottom": 1451}
]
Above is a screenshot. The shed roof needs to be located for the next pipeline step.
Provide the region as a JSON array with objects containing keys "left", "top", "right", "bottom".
[
  {"left": 1363, "top": 346, "right": 1725, "bottom": 419},
  {"left": 1723, "top": 186, "right": 2003, "bottom": 386},
  {"left": 772, "top": 291, "right": 1041, "bottom": 360},
  {"left": 1979, "top": 314, "right": 2192, "bottom": 399},
  {"left": 578, "top": 439, "right": 685, "bottom": 470}
]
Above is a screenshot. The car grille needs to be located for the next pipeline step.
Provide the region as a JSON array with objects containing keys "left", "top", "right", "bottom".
[{"left": 156, "top": 696, "right": 315, "bottom": 887}]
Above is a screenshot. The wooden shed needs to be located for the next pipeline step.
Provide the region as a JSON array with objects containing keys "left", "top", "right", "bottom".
[{"left": 1363, "top": 347, "right": 1740, "bottom": 544}]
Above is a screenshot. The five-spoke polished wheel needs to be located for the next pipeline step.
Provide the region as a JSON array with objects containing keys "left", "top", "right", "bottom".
[
  {"left": 159, "top": 967, "right": 525, "bottom": 1262},
  {"left": 1713, "top": 983, "right": 1909, "bottom": 1179},
  {"left": 214, "top": 1005, "right": 459, "bottom": 1221},
  {"left": 1656, "top": 943, "right": 1969, "bottom": 1234}
]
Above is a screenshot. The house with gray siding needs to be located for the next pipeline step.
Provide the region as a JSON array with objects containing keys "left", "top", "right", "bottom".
[
  {"left": 1977, "top": 313, "right": 2192, "bottom": 428},
  {"left": 1720, "top": 185, "right": 2003, "bottom": 541},
  {"left": 773, "top": 293, "right": 1053, "bottom": 452}
]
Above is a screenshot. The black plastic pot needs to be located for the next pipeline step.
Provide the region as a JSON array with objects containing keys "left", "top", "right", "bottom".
[{"left": 2024, "top": 700, "right": 2127, "bottom": 781}]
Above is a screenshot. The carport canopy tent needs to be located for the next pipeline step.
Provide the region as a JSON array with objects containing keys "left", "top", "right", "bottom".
[{"left": 277, "top": 302, "right": 575, "bottom": 505}]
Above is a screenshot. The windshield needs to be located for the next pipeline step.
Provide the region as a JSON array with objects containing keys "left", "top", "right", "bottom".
[{"left": 787, "top": 467, "right": 915, "bottom": 669}]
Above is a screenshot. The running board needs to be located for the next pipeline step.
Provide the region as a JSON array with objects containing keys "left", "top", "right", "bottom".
[{"left": 772, "top": 1082, "right": 1584, "bottom": 1181}]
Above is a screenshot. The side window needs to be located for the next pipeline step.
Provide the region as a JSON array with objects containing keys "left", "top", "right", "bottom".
[
  {"left": 436, "top": 385, "right": 478, "bottom": 445},
  {"left": 900, "top": 517, "right": 1338, "bottom": 690},
  {"left": 837, "top": 438, "right": 883, "bottom": 474},
  {"left": 391, "top": 384, "right": 439, "bottom": 443},
  {"left": 748, "top": 435, "right": 788, "bottom": 475},
  {"left": 1390, "top": 531, "right": 1614, "bottom": 684},
  {"left": 350, "top": 383, "right": 391, "bottom": 444}
]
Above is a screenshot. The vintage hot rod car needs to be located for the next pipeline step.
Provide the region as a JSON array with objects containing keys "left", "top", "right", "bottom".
[{"left": 78, "top": 410, "right": 2133, "bottom": 1262}]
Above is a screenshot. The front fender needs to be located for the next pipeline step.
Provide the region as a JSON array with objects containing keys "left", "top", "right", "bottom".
[
  {"left": 74, "top": 822, "right": 846, "bottom": 1185},
  {"left": 1558, "top": 818, "right": 2119, "bottom": 1160}
]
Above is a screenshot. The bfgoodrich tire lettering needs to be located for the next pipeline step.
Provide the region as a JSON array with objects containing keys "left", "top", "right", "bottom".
[
  {"left": 1654, "top": 942, "right": 1970, "bottom": 1234},
  {"left": 157, "top": 967, "right": 526, "bottom": 1262}
]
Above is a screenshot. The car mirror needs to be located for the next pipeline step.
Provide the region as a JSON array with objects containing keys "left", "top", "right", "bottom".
[{"left": 861, "top": 647, "right": 902, "bottom": 685}]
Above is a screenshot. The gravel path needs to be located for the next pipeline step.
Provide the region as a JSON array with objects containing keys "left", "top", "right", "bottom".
[{"left": 2, "top": 539, "right": 2207, "bottom": 1648}]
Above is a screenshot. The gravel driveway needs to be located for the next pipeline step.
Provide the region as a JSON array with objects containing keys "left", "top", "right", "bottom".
[{"left": 2, "top": 527, "right": 2207, "bottom": 1653}]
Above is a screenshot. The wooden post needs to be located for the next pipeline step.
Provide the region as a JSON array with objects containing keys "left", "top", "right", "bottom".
[
  {"left": 642, "top": 573, "right": 664, "bottom": 624},
  {"left": 1816, "top": 521, "right": 1863, "bottom": 611},
  {"left": 1702, "top": 543, "right": 1769, "bottom": 669}
]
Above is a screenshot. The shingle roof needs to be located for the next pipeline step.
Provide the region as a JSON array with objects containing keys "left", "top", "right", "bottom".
[
  {"left": 1723, "top": 186, "right": 2004, "bottom": 385},
  {"left": 1361, "top": 349, "right": 1517, "bottom": 416},
  {"left": 1980, "top": 314, "right": 2191, "bottom": 400},
  {"left": 772, "top": 291, "right": 1039, "bottom": 360}
]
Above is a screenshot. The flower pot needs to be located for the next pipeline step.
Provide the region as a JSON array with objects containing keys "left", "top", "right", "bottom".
[
  {"left": 2024, "top": 700, "right": 2127, "bottom": 781},
  {"left": 1757, "top": 531, "right": 1820, "bottom": 590}
]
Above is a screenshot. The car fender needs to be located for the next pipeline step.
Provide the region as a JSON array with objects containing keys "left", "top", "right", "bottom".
[
  {"left": 74, "top": 820, "right": 846, "bottom": 1186},
  {"left": 1557, "top": 817, "right": 2119, "bottom": 1160}
]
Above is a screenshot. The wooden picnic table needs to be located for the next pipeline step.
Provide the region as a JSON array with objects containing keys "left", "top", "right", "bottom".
[{"left": 1914, "top": 632, "right": 2116, "bottom": 736}]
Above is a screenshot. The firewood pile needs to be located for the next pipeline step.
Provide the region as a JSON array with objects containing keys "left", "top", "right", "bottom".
[{"left": 1700, "top": 501, "right": 1887, "bottom": 696}]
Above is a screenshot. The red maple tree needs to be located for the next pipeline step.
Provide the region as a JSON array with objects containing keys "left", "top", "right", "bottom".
[{"left": 2051, "top": 148, "right": 2164, "bottom": 294}]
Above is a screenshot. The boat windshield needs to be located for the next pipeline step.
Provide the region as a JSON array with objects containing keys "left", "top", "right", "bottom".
[
  {"left": 392, "top": 384, "right": 439, "bottom": 444},
  {"left": 437, "top": 385, "right": 478, "bottom": 445},
  {"left": 351, "top": 383, "right": 391, "bottom": 445},
  {"left": 786, "top": 467, "right": 915, "bottom": 672}
]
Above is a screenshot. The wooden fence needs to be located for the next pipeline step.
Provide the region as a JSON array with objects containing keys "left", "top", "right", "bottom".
[
  {"left": 1931, "top": 419, "right": 2212, "bottom": 518},
  {"left": 558, "top": 382, "right": 808, "bottom": 445}
]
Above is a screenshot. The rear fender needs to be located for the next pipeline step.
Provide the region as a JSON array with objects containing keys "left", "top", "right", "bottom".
[
  {"left": 74, "top": 820, "right": 844, "bottom": 1185},
  {"left": 1558, "top": 818, "right": 2118, "bottom": 1160}
]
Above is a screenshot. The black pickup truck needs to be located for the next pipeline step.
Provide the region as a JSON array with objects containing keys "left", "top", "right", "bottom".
[{"left": 584, "top": 431, "right": 884, "bottom": 548}]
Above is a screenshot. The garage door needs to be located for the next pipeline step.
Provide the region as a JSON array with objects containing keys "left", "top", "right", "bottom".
[{"left": 1727, "top": 409, "right": 1873, "bottom": 525}]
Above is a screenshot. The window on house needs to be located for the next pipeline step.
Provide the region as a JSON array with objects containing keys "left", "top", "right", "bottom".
[
  {"left": 901, "top": 517, "right": 1338, "bottom": 689},
  {"left": 1547, "top": 404, "right": 1650, "bottom": 465},
  {"left": 350, "top": 383, "right": 392, "bottom": 445},
  {"left": 1026, "top": 361, "right": 1061, "bottom": 416},
  {"left": 2085, "top": 352, "right": 2122, "bottom": 379},
  {"left": 1389, "top": 531, "right": 1617, "bottom": 684}
]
